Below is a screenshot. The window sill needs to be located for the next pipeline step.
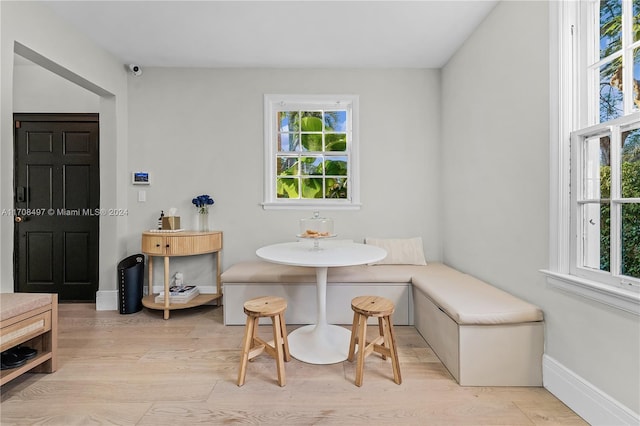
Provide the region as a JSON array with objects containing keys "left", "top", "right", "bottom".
[
  {"left": 261, "top": 202, "right": 362, "bottom": 211},
  {"left": 541, "top": 270, "right": 640, "bottom": 316}
]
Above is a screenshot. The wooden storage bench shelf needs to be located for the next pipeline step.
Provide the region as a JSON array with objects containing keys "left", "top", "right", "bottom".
[{"left": 0, "top": 293, "right": 58, "bottom": 386}]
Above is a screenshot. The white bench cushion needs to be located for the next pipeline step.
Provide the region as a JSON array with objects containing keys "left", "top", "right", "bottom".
[
  {"left": 220, "top": 260, "right": 422, "bottom": 283},
  {"left": 221, "top": 260, "right": 316, "bottom": 283},
  {"left": 411, "top": 263, "right": 543, "bottom": 325}
]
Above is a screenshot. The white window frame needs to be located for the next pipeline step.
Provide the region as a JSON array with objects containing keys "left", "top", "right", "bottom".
[
  {"left": 544, "top": 0, "right": 640, "bottom": 315},
  {"left": 571, "top": 115, "right": 640, "bottom": 283},
  {"left": 262, "top": 94, "right": 360, "bottom": 210}
]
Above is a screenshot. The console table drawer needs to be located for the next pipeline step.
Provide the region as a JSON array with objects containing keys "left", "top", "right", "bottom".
[
  {"left": 141, "top": 235, "right": 165, "bottom": 254},
  {"left": 142, "top": 231, "right": 222, "bottom": 256},
  {"left": 165, "top": 233, "right": 221, "bottom": 255}
]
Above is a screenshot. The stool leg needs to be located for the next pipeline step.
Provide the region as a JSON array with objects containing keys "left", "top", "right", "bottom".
[
  {"left": 279, "top": 312, "right": 291, "bottom": 362},
  {"left": 272, "top": 314, "right": 286, "bottom": 387},
  {"left": 378, "top": 317, "right": 387, "bottom": 360},
  {"left": 355, "top": 313, "right": 368, "bottom": 387},
  {"left": 383, "top": 315, "right": 402, "bottom": 385},
  {"left": 237, "top": 315, "right": 256, "bottom": 386},
  {"left": 347, "top": 311, "right": 360, "bottom": 362},
  {"left": 249, "top": 316, "right": 260, "bottom": 357}
]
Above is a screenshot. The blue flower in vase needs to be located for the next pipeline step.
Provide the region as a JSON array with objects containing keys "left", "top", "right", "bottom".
[{"left": 192, "top": 194, "right": 215, "bottom": 214}]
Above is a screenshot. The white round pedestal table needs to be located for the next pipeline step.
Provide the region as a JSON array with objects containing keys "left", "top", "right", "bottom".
[{"left": 256, "top": 240, "right": 386, "bottom": 364}]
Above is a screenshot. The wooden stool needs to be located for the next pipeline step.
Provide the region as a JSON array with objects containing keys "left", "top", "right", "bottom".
[
  {"left": 237, "top": 296, "right": 291, "bottom": 387},
  {"left": 347, "top": 295, "right": 402, "bottom": 387}
]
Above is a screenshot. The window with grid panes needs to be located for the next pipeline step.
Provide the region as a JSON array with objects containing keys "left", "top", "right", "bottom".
[{"left": 262, "top": 95, "right": 360, "bottom": 210}]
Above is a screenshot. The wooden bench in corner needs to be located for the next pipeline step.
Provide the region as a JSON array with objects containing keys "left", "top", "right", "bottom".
[
  {"left": 0, "top": 293, "right": 58, "bottom": 386},
  {"left": 221, "top": 260, "right": 544, "bottom": 387}
]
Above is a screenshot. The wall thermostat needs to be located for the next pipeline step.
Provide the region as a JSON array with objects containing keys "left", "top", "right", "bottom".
[{"left": 132, "top": 172, "right": 150, "bottom": 185}]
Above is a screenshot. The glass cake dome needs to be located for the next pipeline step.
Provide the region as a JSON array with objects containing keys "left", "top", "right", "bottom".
[{"left": 298, "top": 211, "right": 334, "bottom": 238}]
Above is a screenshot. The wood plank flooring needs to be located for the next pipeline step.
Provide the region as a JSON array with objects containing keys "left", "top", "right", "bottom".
[{"left": 0, "top": 303, "right": 587, "bottom": 425}]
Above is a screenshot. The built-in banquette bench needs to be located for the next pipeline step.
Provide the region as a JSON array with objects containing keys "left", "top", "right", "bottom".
[
  {"left": 221, "top": 260, "right": 544, "bottom": 386},
  {"left": 0, "top": 293, "right": 58, "bottom": 386}
]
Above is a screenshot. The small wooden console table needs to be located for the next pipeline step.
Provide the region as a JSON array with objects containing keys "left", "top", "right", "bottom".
[{"left": 141, "top": 231, "right": 222, "bottom": 319}]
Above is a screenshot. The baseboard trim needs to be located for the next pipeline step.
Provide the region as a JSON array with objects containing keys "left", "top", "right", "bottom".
[
  {"left": 543, "top": 354, "right": 639, "bottom": 425},
  {"left": 96, "top": 290, "right": 118, "bottom": 311}
]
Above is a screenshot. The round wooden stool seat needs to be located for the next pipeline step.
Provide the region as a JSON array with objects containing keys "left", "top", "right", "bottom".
[
  {"left": 348, "top": 295, "right": 401, "bottom": 387},
  {"left": 244, "top": 296, "right": 287, "bottom": 317},
  {"left": 238, "top": 296, "right": 291, "bottom": 387},
  {"left": 351, "top": 295, "right": 395, "bottom": 317}
]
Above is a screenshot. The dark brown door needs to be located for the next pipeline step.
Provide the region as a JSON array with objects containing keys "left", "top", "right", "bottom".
[{"left": 14, "top": 114, "right": 99, "bottom": 302}]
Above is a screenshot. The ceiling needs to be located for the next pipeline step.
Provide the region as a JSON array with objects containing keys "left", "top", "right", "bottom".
[{"left": 40, "top": 1, "right": 498, "bottom": 69}]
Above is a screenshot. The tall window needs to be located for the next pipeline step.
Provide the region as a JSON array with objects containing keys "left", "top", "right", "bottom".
[
  {"left": 573, "top": 0, "right": 640, "bottom": 285},
  {"left": 263, "top": 95, "right": 360, "bottom": 210},
  {"left": 549, "top": 0, "right": 640, "bottom": 312}
]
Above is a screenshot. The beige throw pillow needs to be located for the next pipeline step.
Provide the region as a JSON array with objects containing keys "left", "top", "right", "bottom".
[{"left": 365, "top": 237, "right": 427, "bottom": 265}]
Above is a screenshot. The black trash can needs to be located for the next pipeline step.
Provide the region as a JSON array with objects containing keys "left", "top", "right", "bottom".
[{"left": 117, "top": 254, "right": 145, "bottom": 314}]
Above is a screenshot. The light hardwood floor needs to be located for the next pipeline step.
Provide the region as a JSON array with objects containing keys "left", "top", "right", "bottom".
[{"left": 0, "top": 303, "right": 587, "bottom": 425}]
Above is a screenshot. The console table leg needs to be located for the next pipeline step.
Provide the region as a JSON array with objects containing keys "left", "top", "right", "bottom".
[
  {"left": 163, "top": 256, "right": 170, "bottom": 320},
  {"left": 148, "top": 255, "right": 153, "bottom": 295}
]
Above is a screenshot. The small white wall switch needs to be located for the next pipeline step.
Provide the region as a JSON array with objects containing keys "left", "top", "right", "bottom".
[{"left": 138, "top": 190, "right": 146, "bottom": 202}]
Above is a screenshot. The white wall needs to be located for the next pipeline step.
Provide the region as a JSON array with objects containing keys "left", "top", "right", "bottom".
[
  {"left": 1, "top": 1, "right": 129, "bottom": 300},
  {"left": 13, "top": 57, "right": 100, "bottom": 113},
  {"left": 126, "top": 67, "right": 442, "bottom": 285},
  {"left": 442, "top": 0, "right": 639, "bottom": 418}
]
